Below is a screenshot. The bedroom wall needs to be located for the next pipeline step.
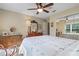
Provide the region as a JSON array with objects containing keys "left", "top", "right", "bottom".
[
  {"left": 42, "top": 20, "right": 48, "bottom": 35},
  {"left": 49, "top": 16, "right": 56, "bottom": 36},
  {"left": 0, "top": 10, "right": 4, "bottom": 32},
  {"left": 0, "top": 9, "right": 47, "bottom": 37},
  {"left": 49, "top": 6, "right": 79, "bottom": 36},
  {"left": 56, "top": 20, "right": 66, "bottom": 34}
]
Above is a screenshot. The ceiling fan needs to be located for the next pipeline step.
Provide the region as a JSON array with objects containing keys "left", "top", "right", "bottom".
[{"left": 27, "top": 3, "right": 54, "bottom": 14}]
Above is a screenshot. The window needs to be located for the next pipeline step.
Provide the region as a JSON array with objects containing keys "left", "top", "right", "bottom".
[
  {"left": 65, "top": 23, "right": 79, "bottom": 33},
  {"left": 72, "top": 23, "right": 79, "bottom": 33},
  {"left": 66, "top": 24, "right": 70, "bottom": 33}
]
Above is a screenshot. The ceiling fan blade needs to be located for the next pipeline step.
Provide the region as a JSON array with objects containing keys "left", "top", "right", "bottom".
[
  {"left": 36, "top": 12, "right": 39, "bottom": 14},
  {"left": 36, "top": 3, "right": 39, "bottom": 8},
  {"left": 39, "top": 3, "right": 42, "bottom": 7},
  {"left": 43, "top": 9, "right": 49, "bottom": 13},
  {"left": 43, "top": 3, "right": 54, "bottom": 8},
  {"left": 27, "top": 8, "right": 37, "bottom": 10}
]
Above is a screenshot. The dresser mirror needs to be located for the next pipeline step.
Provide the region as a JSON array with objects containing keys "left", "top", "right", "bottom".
[{"left": 30, "top": 20, "right": 38, "bottom": 32}]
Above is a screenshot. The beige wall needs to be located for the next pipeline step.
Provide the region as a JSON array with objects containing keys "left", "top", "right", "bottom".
[
  {"left": 0, "top": 9, "right": 47, "bottom": 37},
  {"left": 49, "top": 6, "right": 79, "bottom": 36},
  {"left": 49, "top": 16, "right": 56, "bottom": 36},
  {"left": 56, "top": 20, "right": 66, "bottom": 34},
  {"left": 42, "top": 20, "right": 48, "bottom": 35}
]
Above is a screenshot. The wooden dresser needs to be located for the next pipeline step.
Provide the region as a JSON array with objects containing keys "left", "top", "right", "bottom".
[
  {"left": 0, "top": 35, "right": 23, "bottom": 48},
  {"left": 28, "top": 32, "right": 43, "bottom": 37}
]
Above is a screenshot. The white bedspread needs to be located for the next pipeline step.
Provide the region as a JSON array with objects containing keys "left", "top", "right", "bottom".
[{"left": 19, "top": 35, "right": 79, "bottom": 56}]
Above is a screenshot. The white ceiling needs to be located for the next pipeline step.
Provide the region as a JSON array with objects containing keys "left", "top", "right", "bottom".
[{"left": 0, "top": 3, "right": 78, "bottom": 19}]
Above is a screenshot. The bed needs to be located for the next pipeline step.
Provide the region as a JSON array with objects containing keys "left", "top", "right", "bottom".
[{"left": 19, "top": 35, "right": 79, "bottom": 56}]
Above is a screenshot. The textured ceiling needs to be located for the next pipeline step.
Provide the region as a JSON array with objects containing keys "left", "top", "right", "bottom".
[{"left": 0, "top": 3, "right": 78, "bottom": 19}]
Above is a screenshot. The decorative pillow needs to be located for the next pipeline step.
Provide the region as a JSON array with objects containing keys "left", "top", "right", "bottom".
[
  {"left": 0, "top": 44, "right": 7, "bottom": 56},
  {"left": 0, "top": 49, "right": 7, "bottom": 56}
]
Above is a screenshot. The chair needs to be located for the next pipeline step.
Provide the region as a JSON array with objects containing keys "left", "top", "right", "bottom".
[
  {"left": 6, "top": 45, "right": 18, "bottom": 56},
  {"left": 0, "top": 44, "right": 18, "bottom": 56}
]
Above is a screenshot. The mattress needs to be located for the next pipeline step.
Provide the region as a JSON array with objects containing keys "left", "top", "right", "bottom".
[{"left": 19, "top": 35, "right": 79, "bottom": 56}]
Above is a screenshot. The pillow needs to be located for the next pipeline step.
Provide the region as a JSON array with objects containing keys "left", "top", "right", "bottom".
[
  {"left": 0, "top": 44, "right": 18, "bottom": 56},
  {"left": 0, "top": 44, "right": 7, "bottom": 56},
  {"left": 0, "top": 49, "right": 7, "bottom": 56}
]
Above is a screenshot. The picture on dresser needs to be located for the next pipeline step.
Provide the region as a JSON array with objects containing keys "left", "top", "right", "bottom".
[{"left": 2, "top": 32, "right": 8, "bottom": 36}]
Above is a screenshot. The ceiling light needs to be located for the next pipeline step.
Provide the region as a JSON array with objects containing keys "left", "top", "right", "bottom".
[
  {"left": 37, "top": 9, "right": 43, "bottom": 12},
  {"left": 66, "top": 17, "right": 68, "bottom": 22}
]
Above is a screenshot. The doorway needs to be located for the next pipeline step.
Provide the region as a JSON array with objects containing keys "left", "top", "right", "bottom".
[{"left": 48, "top": 23, "right": 50, "bottom": 35}]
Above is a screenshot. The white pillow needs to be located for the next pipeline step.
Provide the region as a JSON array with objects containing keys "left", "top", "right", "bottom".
[{"left": 0, "top": 49, "right": 6, "bottom": 56}]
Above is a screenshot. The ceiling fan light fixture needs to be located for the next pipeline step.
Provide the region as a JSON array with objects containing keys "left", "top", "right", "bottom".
[
  {"left": 27, "top": 3, "right": 54, "bottom": 14},
  {"left": 66, "top": 17, "right": 69, "bottom": 22},
  {"left": 37, "top": 8, "right": 43, "bottom": 12}
]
